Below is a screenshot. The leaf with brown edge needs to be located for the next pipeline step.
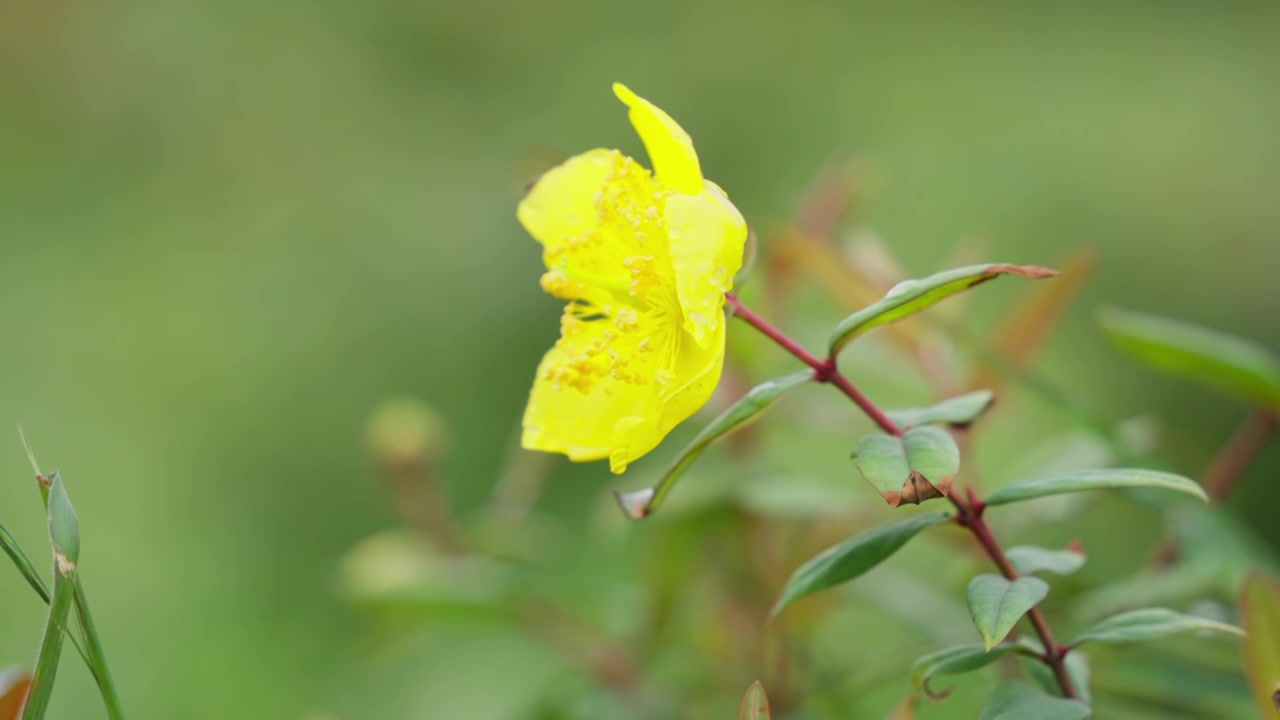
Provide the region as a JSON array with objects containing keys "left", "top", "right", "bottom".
[
  {"left": 828, "top": 263, "right": 1059, "bottom": 358},
  {"left": 738, "top": 681, "right": 770, "bottom": 720},
  {"left": 0, "top": 670, "right": 31, "bottom": 720},
  {"left": 1241, "top": 570, "right": 1280, "bottom": 719},
  {"left": 853, "top": 427, "right": 960, "bottom": 508}
]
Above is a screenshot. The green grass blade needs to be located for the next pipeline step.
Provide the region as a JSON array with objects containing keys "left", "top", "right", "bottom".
[
  {"left": 0, "top": 522, "right": 50, "bottom": 603},
  {"left": 73, "top": 582, "right": 125, "bottom": 719},
  {"left": 22, "top": 566, "right": 76, "bottom": 719},
  {"left": 1, "top": 522, "right": 97, "bottom": 674}
]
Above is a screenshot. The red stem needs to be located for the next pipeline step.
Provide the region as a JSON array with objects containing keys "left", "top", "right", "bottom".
[
  {"left": 726, "top": 293, "right": 1079, "bottom": 700},
  {"left": 726, "top": 295, "right": 903, "bottom": 435}
]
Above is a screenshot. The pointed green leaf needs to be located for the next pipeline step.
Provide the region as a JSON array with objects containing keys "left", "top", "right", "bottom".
[
  {"left": 1241, "top": 571, "right": 1280, "bottom": 719},
  {"left": 910, "top": 643, "right": 1028, "bottom": 700},
  {"left": 615, "top": 371, "right": 812, "bottom": 519},
  {"left": 1070, "top": 607, "right": 1244, "bottom": 647},
  {"left": 1099, "top": 306, "right": 1280, "bottom": 408},
  {"left": 737, "top": 681, "right": 770, "bottom": 720},
  {"left": 772, "top": 513, "right": 950, "bottom": 616},
  {"left": 0, "top": 523, "right": 51, "bottom": 603},
  {"left": 46, "top": 472, "right": 80, "bottom": 566},
  {"left": 967, "top": 574, "right": 1050, "bottom": 650},
  {"left": 887, "top": 390, "right": 996, "bottom": 429},
  {"left": 979, "top": 682, "right": 1090, "bottom": 720},
  {"left": 1006, "top": 545, "right": 1086, "bottom": 577},
  {"left": 853, "top": 426, "right": 959, "bottom": 507},
  {"left": 984, "top": 468, "right": 1207, "bottom": 507},
  {"left": 828, "top": 263, "right": 1058, "bottom": 357}
]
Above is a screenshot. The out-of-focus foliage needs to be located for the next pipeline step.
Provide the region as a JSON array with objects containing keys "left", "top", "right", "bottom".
[{"left": 1, "top": 0, "right": 1278, "bottom": 718}]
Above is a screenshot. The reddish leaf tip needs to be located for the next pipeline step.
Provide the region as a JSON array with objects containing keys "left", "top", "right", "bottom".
[{"left": 988, "top": 263, "right": 1061, "bottom": 279}]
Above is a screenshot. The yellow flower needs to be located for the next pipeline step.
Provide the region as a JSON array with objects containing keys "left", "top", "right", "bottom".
[{"left": 517, "top": 83, "right": 748, "bottom": 473}]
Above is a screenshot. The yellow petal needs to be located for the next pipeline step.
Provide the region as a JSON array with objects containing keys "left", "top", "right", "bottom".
[
  {"left": 608, "top": 318, "right": 726, "bottom": 472},
  {"left": 517, "top": 148, "right": 614, "bottom": 254},
  {"left": 612, "top": 83, "right": 704, "bottom": 195},
  {"left": 522, "top": 340, "right": 656, "bottom": 463},
  {"left": 663, "top": 183, "right": 748, "bottom": 347}
]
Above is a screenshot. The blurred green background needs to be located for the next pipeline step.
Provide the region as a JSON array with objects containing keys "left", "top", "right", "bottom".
[{"left": 1, "top": 0, "right": 1278, "bottom": 717}]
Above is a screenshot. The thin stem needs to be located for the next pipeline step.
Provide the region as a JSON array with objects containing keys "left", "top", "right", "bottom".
[
  {"left": 727, "top": 295, "right": 1078, "bottom": 700},
  {"left": 951, "top": 491, "right": 1077, "bottom": 697},
  {"left": 1202, "top": 409, "right": 1278, "bottom": 502},
  {"left": 726, "top": 294, "right": 901, "bottom": 435},
  {"left": 74, "top": 582, "right": 125, "bottom": 719}
]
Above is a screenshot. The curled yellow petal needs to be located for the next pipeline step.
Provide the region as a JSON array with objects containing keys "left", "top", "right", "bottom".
[
  {"left": 664, "top": 183, "right": 748, "bottom": 347},
  {"left": 613, "top": 83, "right": 704, "bottom": 195}
]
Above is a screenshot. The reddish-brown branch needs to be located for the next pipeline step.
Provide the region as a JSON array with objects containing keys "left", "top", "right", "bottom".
[
  {"left": 727, "top": 295, "right": 1079, "bottom": 700},
  {"left": 726, "top": 294, "right": 902, "bottom": 435},
  {"left": 1202, "top": 409, "right": 1278, "bottom": 502}
]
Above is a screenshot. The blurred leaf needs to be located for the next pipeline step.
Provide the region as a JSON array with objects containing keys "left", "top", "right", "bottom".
[
  {"left": 1241, "top": 571, "right": 1280, "bottom": 719},
  {"left": 0, "top": 669, "right": 30, "bottom": 720},
  {"left": 1070, "top": 608, "right": 1244, "bottom": 647},
  {"left": 852, "top": 427, "right": 959, "bottom": 508},
  {"left": 615, "top": 371, "right": 812, "bottom": 519},
  {"left": 737, "top": 681, "right": 770, "bottom": 720},
  {"left": 771, "top": 513, "right": 950, "bottom": 616},
  {"left": 1072, "top": 558, "right": 1225, "bottom": 621},
  {"left": 1005, "top": 545, "right": 1086, "bottom": 577},
  {"left": 979, "top": 681, "right": 1090, "bottom": 720},
  {"left": 886, "top": 390, "right": 995, "bottom": 429},
  {"left": 1099, "top": 306, "right": 1280, "bottom": 408},
  {"left": 828, "top": 263, "right": 1058, "bottom": 357},
  {"left": 985, "top": 468, "right": 1207, "bottom": 507},
  {"left": 24, "top": 472, "right": 80, "bottom": 720},
  {"left": 340, "top": 532, "right": 514, "bottom": 614},
  {"left": 910, "top": 642, "right": 1026, "bottom": 700},
  {"left": 966, "top": 574, "right": 1049, "bottom": 650},
  {"left": 885, "top": 693, "right": 918, "bottom": 719},
  {"left": 735, "top": 474, "right": 858, "bottom": 519},
  {"left": 972, "top": 249, "right": 1098, "bottom": 393}
]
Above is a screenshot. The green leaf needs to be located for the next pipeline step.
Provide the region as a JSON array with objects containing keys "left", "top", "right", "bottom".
[
  {"left": 0, "top": 522, "right": 51, "bottom": 603},
  {"left": 1099, "top": 306, "right": 1280, "bottom": 408},
  {"left": 1239, "top": 571, "right": 1280, "bottom": 719},
  {"left": 910, "top": 643, "right": 1028, "bottom": 700},
  {"left": 1005, "top": 545, "right": 1086, "bottom": 577},
  {"left": 737, "top": 681, "right": 770, "bottom": 720},
  {"left": 852, "top": 426, "right": 960, "bottom": 507},
  {"left": 966, "top": 574, "right": 1050, "bottom": 650},
  {"left": 828, "top": 263, "right": 1058, "bottom": 357},
  {"left": 46, "top": 472, "right": 80, "bottom": 566},
  {"left": 978, "top": 682, "right": 1090, "bottom": 720},
  {"left": 615, "top": 371, "right": 812, "bottom": 519},
  {"left": 887, "top": 390, "right": 996, "bottom": 429},
  {"left": 984, "top": 468, "right": 1207, "bottom": 507},
  {"left": 772, "top": 513, "right": 950, "bottom": 616},
  {"left": 1070, "top": 607, "right": 1244, "bottom": 647}
]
